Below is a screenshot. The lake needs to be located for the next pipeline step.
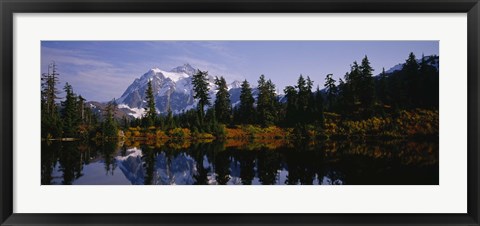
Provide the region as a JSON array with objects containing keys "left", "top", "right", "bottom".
[{"left": 41, "top": 139, "right": 438, "bottom": 185}]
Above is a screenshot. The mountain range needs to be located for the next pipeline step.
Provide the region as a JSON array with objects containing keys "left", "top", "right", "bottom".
[{"left": 114, "top": 63, "right": 248, "bottom": 118}]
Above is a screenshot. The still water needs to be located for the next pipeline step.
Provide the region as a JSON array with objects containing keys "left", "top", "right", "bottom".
[{"left": 41, "top": 139, "right": 438, "bottom": 185}]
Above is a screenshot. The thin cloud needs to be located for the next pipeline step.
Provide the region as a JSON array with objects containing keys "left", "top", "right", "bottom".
[{"left": 41, "top": 47, "right": 112, "bottom": 67}]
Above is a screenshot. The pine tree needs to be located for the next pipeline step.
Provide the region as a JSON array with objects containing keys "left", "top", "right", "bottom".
[
  {"left": 192, "top": 70, "right": 211, "bottom": 123},
  {"left": 377, "top": 67, "right": 388, "bottom": 105},
  {"left": 324, "top": 74, "right": 337, "bottom": 110},
  {"left": 144, "top": 79, "right": 156, "bottom": 127},
  {"left": 238, "top": 79, "right": 255, "bottom": 124},
  {"left": 266, "top": 79, "right": 278, "bottom": 123},
  {"left": 404, "top": 52, "right": 420, "bottom": 107},
  {"left": 77, "top": 95, "right": 86, "bottom": 122},
  {"left": 214, "top": 76, "right": 231, "bottom": 124},
  {"left": 61, "top": 83, "right": 79, "bottom": 138},
  {"left": 256, "top": 75, "right": 277, "bottom": 127},
  {"left": 313, "top": 85, "right": 325, "bottom": 127},
  {"left": 346, "top": 61, "right": 361, "bottom": 105},
  {"left": 359, "top": 55, "right": 375, "bottom": 110},
  {"left": 41, "top": 62, "right": 62, "bottom": 138},
  {"left": 283, "top": 85, "right": 298, "bottom": 126},
  {"left": 295, "top": 75, "right": 313, "bottom": 124},
  {"left": 418, "top": 53, "right": 428, "bottom": 107},
  {"left": 102, "top": 99, "right": 118, "bottom": 139}
]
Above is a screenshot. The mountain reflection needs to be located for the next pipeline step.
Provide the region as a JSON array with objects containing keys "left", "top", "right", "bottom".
[{"left": 41, "top": 139, "right": 439, "bottom": 185}]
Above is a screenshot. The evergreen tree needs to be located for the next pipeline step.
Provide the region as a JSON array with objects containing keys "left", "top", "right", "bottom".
[
  {"left": 238, "top": 79, "right": 255, "bottom": 124},
  {"left": 256, "top": 75, "right": 277, "bottom": 126},
  {"left": 144, "top": 79, "right": 156, "bottom": 127},
  {"left": 336, "top": 76, "right": 350, "bottom": 113},
  {"left": 76, "top": 95, "right": 91, "bottom": 138},
  {"left": 295, "top": 75, "right": 314, "bottom": 124},
  {"left": 214, "top": 76, "right": 231, "bottom": 124},
  {"left": 102, "top": 99, "right": 118, "bottom": 139},
  {"left": 377, "top": 67, "right": 388, "bottom": 105},
  {"left": 313, "top": 85, "right": 325, "bottom": 127},
  {"left": 420, "top": 55, "right": 439, "bottom": 108},
  {"left": 283, "top": 85, "right": 298, "bottom": 126},
  {"left": 404, "top": 52, "right": 420, "bottom": 107},
  {"left": 418, "top": 53, "right": 429, "bottom": 107},
  {"left": 192, "top": 70, "right": 211, "bottom": 123},
  {"left": 346, "top": 61, "right": 361, "bottom": 105},
  {"left": 77, "top": 95, "right": 86, "bottom": 122},
  {"left": 61, "top": 82, "right": 79, "bottom": 138},
  {"left": 359, "top": 55, "right": 375, "bottom": 110},
  {"left": 41, "top": 62, "right": 62, "bottom": 138},
  {"left": 266, "top": 79, "right": 278, "bottom": 123},
  {"left": 324, "top": 73, "right": 337, "bottom": 110}
]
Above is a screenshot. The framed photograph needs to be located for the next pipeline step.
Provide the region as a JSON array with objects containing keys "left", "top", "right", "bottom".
[{"left": 1, "top": 0, "right": 479, "bottom": 225}]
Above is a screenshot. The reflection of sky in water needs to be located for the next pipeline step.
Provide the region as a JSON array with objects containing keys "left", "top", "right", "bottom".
[
  {"left": 44, "top": 139, "right": 439, "bottom": 185},
  {"left": 51, "top": 147, "right": 345, "bottom": 185},
  {"left": 73, "top": 162, "right": 130, "bottom": 185}
]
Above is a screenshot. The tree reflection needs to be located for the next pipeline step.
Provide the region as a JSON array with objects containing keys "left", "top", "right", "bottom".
[
  {"left": 257, "top": 149, "right": 281, "bottom": 185},
  {"left": 214, "top": 151, "right": 230, "bottom": 185},
  {"left": 41, "top": 141, "right": 59, "bottom": 185},
  {"left": 237, "top": 151, "right": 255, "bottom": 185},
  {"left": 141, "top": 145, "right": 156, "bottom": 185},
  {"left": 100, "top": 140, "right": 118, "bottom": 176},
  {"left": 57, "top": 142, "right": 83, "bottom": 185},
  {"left": 42, "top": 139, "right": 439, "bottom": 185},
  {"left": 192, "top": 144, "right": 209, "bottom": 185}
]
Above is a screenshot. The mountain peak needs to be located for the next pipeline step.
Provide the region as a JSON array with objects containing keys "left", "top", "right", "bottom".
[
  {"left": 170, "top": 63, "right": 197, "bottom": 76},
  {"left": 228, "top": 80, "right": 242, "bottom": 90},
  {"left": 150, "top": 67, "right": 162, "bottom": 73}
]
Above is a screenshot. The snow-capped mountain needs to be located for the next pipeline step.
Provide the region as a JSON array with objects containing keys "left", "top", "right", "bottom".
[{"left": 117, "top": 64, "right": 243, "bottom": 118}]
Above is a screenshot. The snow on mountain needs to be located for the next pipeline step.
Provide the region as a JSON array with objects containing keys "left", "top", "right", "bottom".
[
  {"left": 117, "top": 64, "right": 243, "bottom": 118},
  {"left": 228, "top": 80, "right": 242, "bottom": 90},
  {"left": 385, "top": 55, "right": 439, "bottom": 74},
  {"left": 385, "top": 63, "right": 404, "bottom": 74}
]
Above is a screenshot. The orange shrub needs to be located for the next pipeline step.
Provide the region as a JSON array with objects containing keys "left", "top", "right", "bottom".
[{"left": 225, "top": 128, "right": 249, "bottom": 139}]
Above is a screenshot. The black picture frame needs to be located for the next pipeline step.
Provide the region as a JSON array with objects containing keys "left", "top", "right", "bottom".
[{"left": 1, "top": 0, "right": 479, "bottom": 225}]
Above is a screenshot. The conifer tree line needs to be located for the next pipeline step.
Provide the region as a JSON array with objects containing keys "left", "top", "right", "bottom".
[
  {"left": 171, "top": 52, "right": 438, "bottom": 133},
  {"left": 41, "top": 62, "right": 117, "bottom": 140},
  {"left": 41, "top": 52, "right": 438, "bottom": 140}
]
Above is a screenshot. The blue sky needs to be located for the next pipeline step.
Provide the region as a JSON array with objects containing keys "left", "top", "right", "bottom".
[{"left": 41, "top": 41, "right": 438, "bottom": 102}]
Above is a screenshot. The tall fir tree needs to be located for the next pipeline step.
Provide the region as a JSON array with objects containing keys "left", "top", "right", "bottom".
[
  {"left": 295, "top": 75, "right": 313, "bottom": 123},
  {"left": 377, "top": 67, "right": 388, "bottom": 105},
  {"left": 256, "top": 75, "right": 277, "bottom": 127},
  {"left": 41, "top": 62, "right": 62, "bottom": 138},
  {"left": 346, "top": 61, "right": 361, "bottom": 105},
  {"left": 313, "top": 85, "right": 325, "bottom": 127},
  {"left": 324, "top": 74, "right": 337, "bottom": 110},
  {"left": 61, "top": 82, "right": 79, "bottom": 138},
  {"left": 214, "top": 76, "right": 231, "bottom": 124},
  {"left": 238, "top": 79, "right": 255, "bottom": 124},
  {"left": 192, "top": 70, "right": 211, "bottom": 123},
  {"left": 404, "top": 52, "right": 420, "bottom": 107},
  {"left": 144, "top": 79, "right": 156, "bottom": 127},
  {"left": 283, "top": 85, "right": 298, "bottom": 126},
  {"left": 359, "top": 55, "right": 375, "bottom": 110},
  {"left": 102, "top": 99, "right": 118, "bottom": 138}
]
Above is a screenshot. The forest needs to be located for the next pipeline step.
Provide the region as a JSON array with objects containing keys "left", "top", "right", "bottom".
[{"left": 41, "top": 52, "right": 439, "bottom": 143}]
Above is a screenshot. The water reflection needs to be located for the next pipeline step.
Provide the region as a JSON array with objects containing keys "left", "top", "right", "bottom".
[{"left": 41, "top": 139, "right": 439, "bottom": 185}]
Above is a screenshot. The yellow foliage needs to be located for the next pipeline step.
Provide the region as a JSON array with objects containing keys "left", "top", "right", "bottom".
[{"left": 168, "top": 128, "right": 192, "bottom": 138}]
